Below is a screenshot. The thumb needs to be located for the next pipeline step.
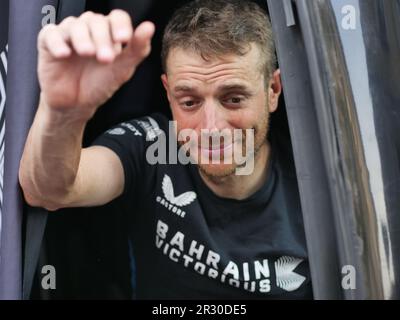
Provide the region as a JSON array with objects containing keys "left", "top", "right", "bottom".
[{"left": 122, "top": 21, "right": 155, "bottom": 65}]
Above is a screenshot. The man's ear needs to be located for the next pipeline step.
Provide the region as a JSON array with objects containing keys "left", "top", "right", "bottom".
[
  {"left": 161, "top": 74, "right": 171, "bottom": 102},
  {"left": 268, "top": 69, "right": 282, "bottom": 113}
]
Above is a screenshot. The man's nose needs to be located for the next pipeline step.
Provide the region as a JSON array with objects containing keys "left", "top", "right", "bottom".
[{"left": 201, "top": 100, "right": 223, "bottom": 131}]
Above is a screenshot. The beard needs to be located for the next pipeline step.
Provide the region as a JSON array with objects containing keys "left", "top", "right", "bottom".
[{"left": 197, "top": 125, "right": 269, "bottom": 179}]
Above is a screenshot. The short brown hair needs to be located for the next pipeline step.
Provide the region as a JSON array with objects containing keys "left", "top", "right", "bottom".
[{"left": 161, "top": 0, "right": 277, "bottom": 80}]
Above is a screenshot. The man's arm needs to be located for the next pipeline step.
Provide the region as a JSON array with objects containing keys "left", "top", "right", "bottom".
[
  {"left": 19, "top": 98, "right": 125, "bottom": 211},
  {"left": 18, "top": 10, "right": 155, "bottom": 211}
]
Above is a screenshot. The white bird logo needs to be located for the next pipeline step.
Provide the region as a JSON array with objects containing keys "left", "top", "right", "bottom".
[{"left": 162, "top": 174, "right": 197, "bottom": 207}]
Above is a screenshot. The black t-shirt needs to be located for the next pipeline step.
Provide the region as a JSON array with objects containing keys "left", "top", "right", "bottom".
[{"left": 92, "top": 113, "right": 313, "bottom": 299}]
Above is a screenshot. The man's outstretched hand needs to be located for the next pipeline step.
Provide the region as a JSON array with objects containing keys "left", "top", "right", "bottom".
[{"left": 37, "top": 9, "right": 155, "bottom": 120}]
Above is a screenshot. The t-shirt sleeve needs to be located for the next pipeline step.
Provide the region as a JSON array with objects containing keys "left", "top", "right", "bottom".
[{"left": 90, "top": 114, "right": 167, "bottom": 196}]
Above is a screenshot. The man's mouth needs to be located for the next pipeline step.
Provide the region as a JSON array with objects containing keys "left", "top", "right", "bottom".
[{"left": 199, "top": 143, "right": 234, "bottom": 158}]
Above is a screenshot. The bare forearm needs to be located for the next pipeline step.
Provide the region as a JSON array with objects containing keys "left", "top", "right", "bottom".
[
  {"left": 19, "top": 9, "right": 154, "bottom": 210},
  {"left": 19, "top": 97, "right": 88, "bottom": 208}
]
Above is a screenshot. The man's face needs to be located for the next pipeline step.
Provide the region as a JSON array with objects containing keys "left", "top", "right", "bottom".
[{"left": 162, "top": 44, "right": 281, "bottom": 178}]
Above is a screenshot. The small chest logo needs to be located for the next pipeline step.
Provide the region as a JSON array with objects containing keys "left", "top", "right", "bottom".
[
  {"left": 156, "top": 174, "right": 197, "bottom": 218},
  {"left": 275, "top": 256, "right": 306, "bottom": 292}
]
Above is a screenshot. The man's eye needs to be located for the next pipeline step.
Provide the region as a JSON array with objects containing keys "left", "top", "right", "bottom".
[
  {"left": 181, "top": 100, "right": 198, "bottom": 108},
  {"left": 224, "top": 97, "right": 243, "bottom": 105}
]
